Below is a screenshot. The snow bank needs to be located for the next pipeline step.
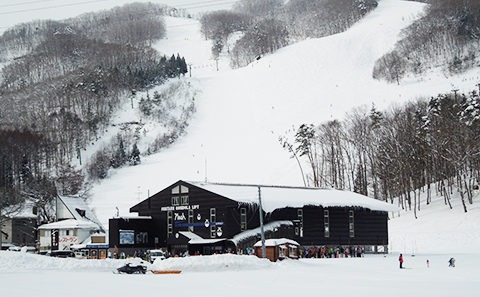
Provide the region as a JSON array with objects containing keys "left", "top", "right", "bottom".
[
  {"left": 150, "top": 254, "right": 273, "bottom": 272},
  {"left": 0, "top": 251, "right": 121, "bottom": 272}
]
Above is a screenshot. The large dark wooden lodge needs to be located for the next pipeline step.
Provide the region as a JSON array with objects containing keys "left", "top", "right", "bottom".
[{"left": 109, "top": 180, "right": 399, "bottom": 256}]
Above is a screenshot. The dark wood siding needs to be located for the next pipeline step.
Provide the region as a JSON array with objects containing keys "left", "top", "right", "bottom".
[
  {"left": 269, "top": 206, "right": 388, "bottom": 246},
  {"left": 110, "top": 181, "right": 390, "bottom": 254},
  {"left": 129, "top": 181, "right": 260, "bottom": 241},
  {"left": 108, "top": 217, "right": 157, "bottom": 248}
]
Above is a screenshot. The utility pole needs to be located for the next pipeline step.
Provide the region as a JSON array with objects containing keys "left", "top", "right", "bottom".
[
  {"left": 451, "top": 85, "right": 459, "bottom": 101},
  {"left": 258, "top": 186, "right": 266, "bottom": 258}
]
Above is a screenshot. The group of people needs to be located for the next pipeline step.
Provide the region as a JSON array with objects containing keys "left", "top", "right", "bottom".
[
  {"left": 299, "top": 246, "right": 365, "bottom": 258},
  {"left": 398, "top": 254, "right": 456, "bottom": 268}
]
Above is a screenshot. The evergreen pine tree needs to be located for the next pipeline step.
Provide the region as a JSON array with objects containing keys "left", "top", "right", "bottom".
[
  {"left": 129, "top": 143, "right": 141, "bottom": 165},
  {"left": 111, "top": 138, "right": 127, "bottom": 168}
]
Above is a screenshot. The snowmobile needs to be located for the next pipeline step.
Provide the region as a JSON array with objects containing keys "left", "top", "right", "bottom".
[{"left": 114, "top": 261, "right": 147, "bottom": 274}]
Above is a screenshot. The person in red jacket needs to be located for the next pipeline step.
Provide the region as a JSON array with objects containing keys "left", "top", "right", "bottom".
[{"left": 399, "top": 254, "right": 404, "bottom": 269}]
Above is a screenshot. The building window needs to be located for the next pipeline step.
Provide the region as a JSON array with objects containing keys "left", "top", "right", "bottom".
[
  {"left": 40, "top": 230, "right": 45, "bottom": 237},
  {"left": 349, "top": 210, "right": 354, "bottom": 237},
  {"left": 172, "top": 196, "right": 180, "bottom": 206},
  {"left": 172, "top": 186, "right": 180, "bottom": 194},
  {"left": 240, "top": 208, "right": 247, "bottom": 231},
  {"left": 188, "top": 210, "right": 194, "bottom": 232},
  {"left": 72, "top": 229, "right": 77, "bottom": 236},
  {"left": 167, "top": 211, "right": 173, "bottom": 238},
  {"left": 136, "top": 232, "right": 148, "bottom": 244},
  {"left": 289, "top": 246, "right": 297, "bottom": 257},
  {"left": 181, "top": 196, "right": 189, "bottom": 205},
  {"left": 181, "top": 185, "right": 189, "bottom": 193},
  {"left": 298, "top": 209, "right": 303, "bottom": 237},
  {"left": 66, "top": 230, "right": 70, "bottom": 236},
  {"left": 210, "top": 208, "right": 216, "bottom": 238},
  {"left": 324, "top": 210, "right": 330, "bottom": 237}
]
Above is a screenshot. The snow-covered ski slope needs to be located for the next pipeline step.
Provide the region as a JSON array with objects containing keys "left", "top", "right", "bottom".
[{"left": 88, "top": 0, "right": 480, "bottom": 229}]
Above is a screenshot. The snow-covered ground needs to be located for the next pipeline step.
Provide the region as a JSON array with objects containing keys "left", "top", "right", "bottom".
[
  {"left": 1, "top": 243, "right": 479, "bottom": 297},
  {"left": 3, "top": 190, "right": 479, "bottom": 296}
]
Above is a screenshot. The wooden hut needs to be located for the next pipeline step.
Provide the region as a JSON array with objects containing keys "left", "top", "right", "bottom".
[{"left": 254, "top": 238, "right": 300, "bottom": 262}]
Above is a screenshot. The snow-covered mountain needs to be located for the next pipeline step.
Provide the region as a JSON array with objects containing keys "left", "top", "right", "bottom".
[
  {"left": 85, "top": 0, "right": 480, "bottom": 231},
  {"left": 1, "top": 2, "right": 480, "bottom": 296}
]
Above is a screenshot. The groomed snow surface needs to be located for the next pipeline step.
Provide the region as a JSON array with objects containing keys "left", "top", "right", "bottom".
[{"left": 1, "top": 246, "right": 478, "bottom": 297}]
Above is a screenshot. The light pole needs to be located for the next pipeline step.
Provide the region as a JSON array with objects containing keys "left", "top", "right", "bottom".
[{"left": 258, "top": 186, "right": 266, "bottom": 258}]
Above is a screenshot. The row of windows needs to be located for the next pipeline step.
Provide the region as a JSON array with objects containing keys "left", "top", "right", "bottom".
[
  {"left": 172, "top": 196, "right": 189, "bottom": 206},
  {"left": 167, "top": 208, "right": 217, "bottom": 238},
  {"left": 172, "top": 185, "right": 189, "bottom": 194},
  {"left": 210, "top": 208, "right": 216, "bottom": 238},
  {"left": 165, "top": 205, "right": 355, "bottom": 239}
]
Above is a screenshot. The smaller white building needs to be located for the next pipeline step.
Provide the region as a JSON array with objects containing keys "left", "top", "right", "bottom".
[{"left": 38, "top": 196, "right": 106, "bottom": 251}]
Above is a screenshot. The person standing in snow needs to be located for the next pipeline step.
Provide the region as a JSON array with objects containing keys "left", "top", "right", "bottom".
[
  {"left": 448, "top": 258, "right": 455, "bottom": 267},
  {"left": 399, "top": 254, "right": 404, "bottom": 269}
]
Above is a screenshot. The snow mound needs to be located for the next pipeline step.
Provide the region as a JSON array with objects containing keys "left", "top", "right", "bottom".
[
  {"left": 0, "top": 251, "right": 121, "bottom": 272},
  {"left": 150, "top": 254, "right": 274, "bottom": 272}
]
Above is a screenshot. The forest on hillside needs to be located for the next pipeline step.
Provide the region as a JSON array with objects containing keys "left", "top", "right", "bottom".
[
  {"left": 373, "top": 0, "right": 480, "bottom": 84},
  {"left": 0, "top": 3, "right": 192, "bottom": 223},
  {"left": 200, "top": 0, "right": 378, "bottom": 68},
  {"left": 1, "top": 0, "right": 479, "bottom": 224},
  {"left": 282, "top": 86, "right": 480, "bottom": 216},
  {"left": 0, "top": 0, "right": 379, "bottom": 223}
]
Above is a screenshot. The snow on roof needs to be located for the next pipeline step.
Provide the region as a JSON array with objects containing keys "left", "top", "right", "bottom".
[
  {"left": 190, "top": 182, "right": 400, "bottom": 213},
  {"left": 3, "top": 200, "right": 36, "bottom": 219},
  {"left": 178, "top": 231, "right": 229, "bottom": 245},
  {"left": 57, "top": 196, "right": 105, "bottom": 231},
  {"left": 178, "top": 231, "right": 203, "bottom": 240},
  {"left": 189, "top": 238, "right": 228, "bottom": 245},
  {"left": 254, "top": 238, "right": 300, "bottom": 247},
  {"left": 37, "top": 218, "right": 99, "bottom": 230},
  {"left": 231, "top": 220, "right": 293, "bottom": 245}
]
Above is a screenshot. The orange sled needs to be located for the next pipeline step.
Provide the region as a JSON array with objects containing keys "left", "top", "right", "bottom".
[{"left": 151, "top": 270, "right": 181, "bottom": 274}]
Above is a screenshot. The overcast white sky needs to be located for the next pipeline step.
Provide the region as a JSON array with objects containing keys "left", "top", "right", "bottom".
[{"left": 0, "top": 0, "right": 236, "bottom": 33}]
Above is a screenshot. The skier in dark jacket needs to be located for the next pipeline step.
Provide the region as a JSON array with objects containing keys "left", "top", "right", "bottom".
[
  {"left": 448, "top": 257, "right": 455, "bottom": 267},
  {"left": 399, "top": 254, "right": 404, "bottom": 269}
]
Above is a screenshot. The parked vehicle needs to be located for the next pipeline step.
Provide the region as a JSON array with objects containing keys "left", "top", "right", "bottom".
[
  {"left": 39, "top": 250, "right": 51, "bottom": 256},
  {"left": 148, "top": 249, "right": 166, "bottom": 263},
  {"left": 8, "top": 246, "right": 36, "bottom": 253},
  {"left": 74, "top": 251, "right": 87, "bottom": 259},
  {"left": 50, "top": 250, "right": 76, "bottom": 258}
]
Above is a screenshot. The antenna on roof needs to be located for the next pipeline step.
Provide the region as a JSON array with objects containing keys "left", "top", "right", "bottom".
[{"left": 205, "top": 158, "right": 208, "bottom": 182}]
